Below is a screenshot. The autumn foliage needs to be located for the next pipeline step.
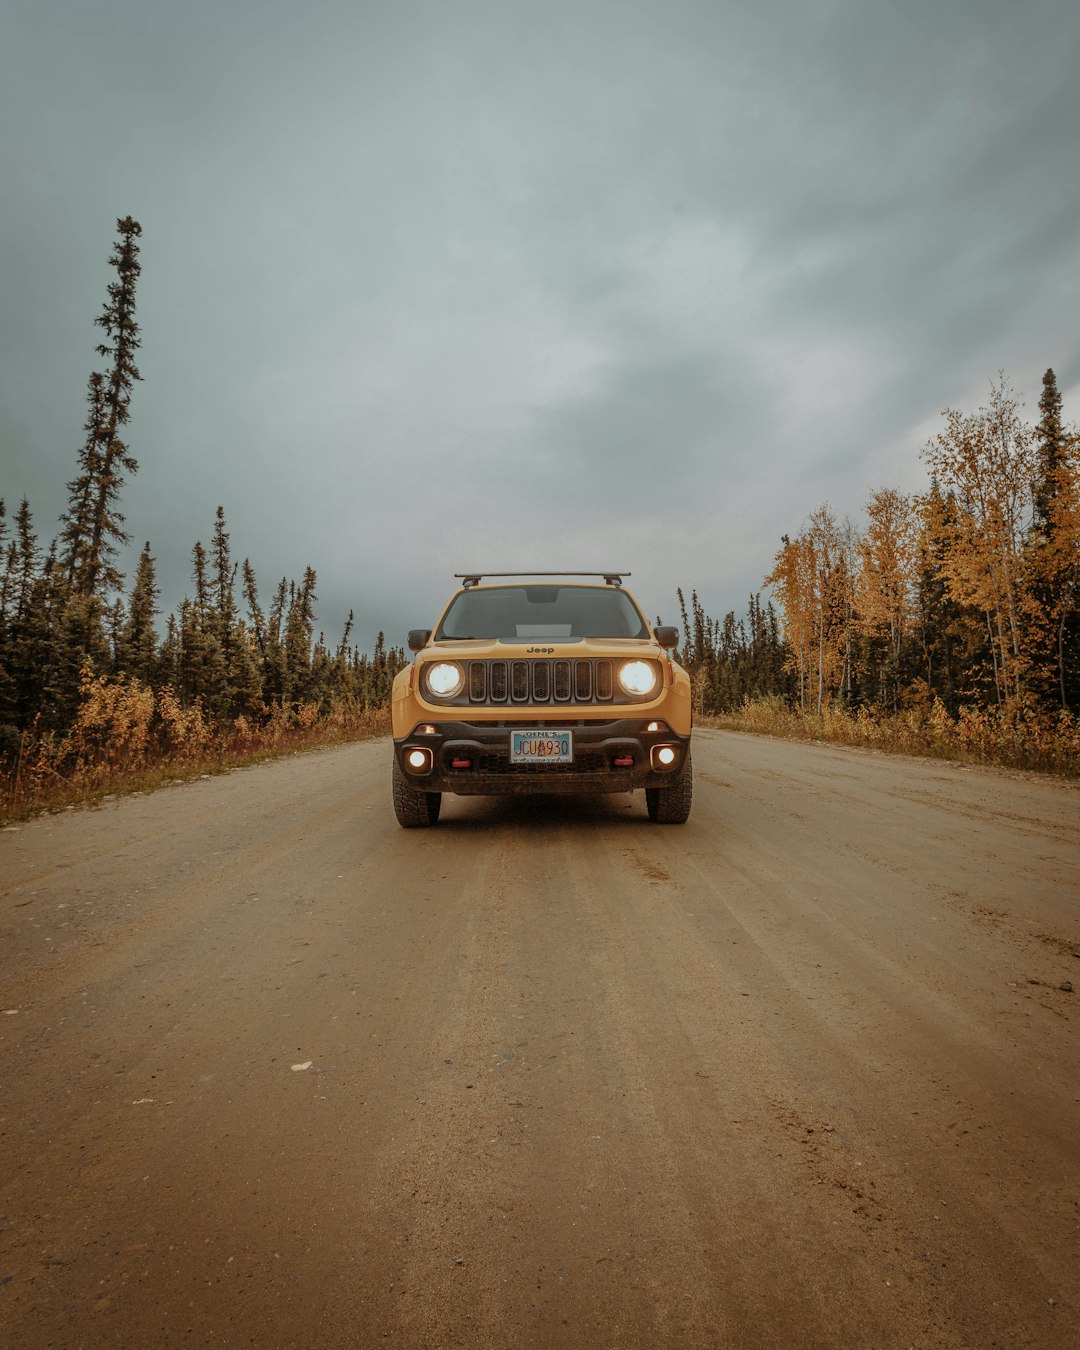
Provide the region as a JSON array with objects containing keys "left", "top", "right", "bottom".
[
  {"left": 4, "top": 666, "right": 390, "bottom": 816},
  {"left": 682, "top": 371, "right": 1079, "bottom": 775},
  {"left": 712, "top": 695, "right": 1079, "bottom": 777},
  {"left": 4, "top": 219, "right": 1078, "bottom": 811}
]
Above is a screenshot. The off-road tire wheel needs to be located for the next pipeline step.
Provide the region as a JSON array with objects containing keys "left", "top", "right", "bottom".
[
  {"left": 392, "top": 758, "right": 442, "bottom": 828},
  {"left": 646, "top": 752, "right": 693, "bottom": 824}
]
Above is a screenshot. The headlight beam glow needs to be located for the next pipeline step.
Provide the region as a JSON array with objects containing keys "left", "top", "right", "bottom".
[
  {"left": 618, "top": 660, "right": 658, "bottom": 698},
  {"left": 424, "top": 662, "right": 465, "bottom": 699}
]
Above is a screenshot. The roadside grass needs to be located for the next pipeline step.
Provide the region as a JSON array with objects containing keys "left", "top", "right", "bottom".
[
  {"left": 703, "top": 695, "right": 1080, "bottom": 779},
  {"left": 0, "top": 669, "right": 390, "bottom": 822}
]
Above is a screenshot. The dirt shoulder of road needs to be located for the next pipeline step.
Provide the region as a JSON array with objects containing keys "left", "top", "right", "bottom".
[{"left": 698, "top": 716, "right": 1080, "bottom": 788}]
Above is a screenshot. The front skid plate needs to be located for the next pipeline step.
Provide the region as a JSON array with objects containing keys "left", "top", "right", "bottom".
[{"left": 429, "top": 771, "right": 638, "bottom": 796}]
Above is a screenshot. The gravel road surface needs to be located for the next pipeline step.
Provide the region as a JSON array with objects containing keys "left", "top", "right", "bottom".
[{"left": 2, "top": 730, "right": 1078, "bottom": 1348}]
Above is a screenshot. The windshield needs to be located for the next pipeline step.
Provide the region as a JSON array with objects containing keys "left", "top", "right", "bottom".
[{"left": 436, "top": 585, "right": 649, "bottom": 641}]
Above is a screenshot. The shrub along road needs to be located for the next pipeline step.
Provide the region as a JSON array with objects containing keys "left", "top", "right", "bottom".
[{"left": 1, "top": 731, "right": 1078, "bottom": 1348}]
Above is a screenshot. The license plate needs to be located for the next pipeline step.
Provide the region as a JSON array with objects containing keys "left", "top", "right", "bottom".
[{"left": 510, "top": 730, "right": 573, "bottom": 764}]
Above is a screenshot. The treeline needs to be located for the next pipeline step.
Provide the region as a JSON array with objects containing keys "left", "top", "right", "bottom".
[
  {"left": 677, "top": 370, "right": 1078, "bottom": 729},
  {"left": 0, "top": 216, "right": 401, "bottom": 768},
  {"left": 673, "top": 589, "right": 794, "bottom": 713},
  {"left": 765, "top": 372, "right": 1078, "bottom": 719},
  {"left": 0, "top": 498, "right": 405, "bottom": 753},
  {"left": 5, "top": 216, "right": 1078, "bottom": 786}
]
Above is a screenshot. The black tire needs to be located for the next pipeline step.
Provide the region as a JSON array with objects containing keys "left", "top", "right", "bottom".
[
  {"left": 392, "top": 757, "right": 442, "bottom": 828},
  {"left": 646, "top": 752, "right": 693, "bottom": 824}
]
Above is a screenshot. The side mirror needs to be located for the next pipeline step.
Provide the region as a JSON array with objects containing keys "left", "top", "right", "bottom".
[
  {"left": 654, "top": 625, "right": 679, "bottom": 649},
  {"left": 407, "top": 629, "right": 432, "bottom": 652}
]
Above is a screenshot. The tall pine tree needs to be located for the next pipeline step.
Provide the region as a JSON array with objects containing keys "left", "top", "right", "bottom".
[
  {"left": 117, "top": 542, "right": 160, "bottom": 683},
  {"left": 60, "top": 217, "right": 143, "bottom": 599},
  {"left": 1027, "top": 368, "right": 1077, "bottom": 708},
  {"left": 1034, "top": 368, "right": 1064, "bottom": 538}
]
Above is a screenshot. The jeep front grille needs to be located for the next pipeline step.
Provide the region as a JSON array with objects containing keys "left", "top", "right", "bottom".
[{"left": 467, "top": 658, "right": 616, "bottom": 706}]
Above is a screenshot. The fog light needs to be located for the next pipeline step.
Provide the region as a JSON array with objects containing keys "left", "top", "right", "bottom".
[
  {"left": 407, "top": 748, "right": 431, "bottom": 771},
  {"left": 657, "top": 746, "right": 676, "bottom": 766}
]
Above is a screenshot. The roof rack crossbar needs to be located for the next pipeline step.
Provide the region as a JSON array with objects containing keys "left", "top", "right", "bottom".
[{"left": 454, "top": 571, "right": 630, "bottom": 588}]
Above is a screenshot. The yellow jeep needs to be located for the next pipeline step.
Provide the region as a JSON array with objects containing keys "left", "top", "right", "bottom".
[{"left": 391, "top": 573, "right": 692, "bottom": 826}]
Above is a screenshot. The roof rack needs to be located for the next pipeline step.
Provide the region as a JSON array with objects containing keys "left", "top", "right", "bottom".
[{"left": 454, "top": 572, "right": 630, "bottom": 589}]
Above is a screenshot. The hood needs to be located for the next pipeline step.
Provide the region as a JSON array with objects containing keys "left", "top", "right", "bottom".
[{"left": 417, "top": 637, "right": 662, "bottom": 661}]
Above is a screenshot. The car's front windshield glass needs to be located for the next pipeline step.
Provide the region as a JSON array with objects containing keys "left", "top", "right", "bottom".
[{"left": 437, "top": 585, "right": 649, "bottom": 641}]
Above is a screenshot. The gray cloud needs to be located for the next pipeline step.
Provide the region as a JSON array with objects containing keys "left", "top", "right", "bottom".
[{"left": 3, "top": 0, "right": 1079, "bottom": 648}]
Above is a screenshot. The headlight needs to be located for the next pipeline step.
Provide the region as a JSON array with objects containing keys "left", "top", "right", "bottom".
[
  {"left": 618, "top": 660, "right": 658, "bottom": 697},
  {"left": 423, "top": 661, "right": 464, "bottom": 699}
]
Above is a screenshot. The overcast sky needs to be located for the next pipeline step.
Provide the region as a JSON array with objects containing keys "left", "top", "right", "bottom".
[{"left": 3, "top": 0, "right": 1079, "bottom": 650}]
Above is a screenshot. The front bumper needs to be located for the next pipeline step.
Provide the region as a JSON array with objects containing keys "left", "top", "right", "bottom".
[{"left": 394, "top": 718, "right": 691, "bottom": 795}]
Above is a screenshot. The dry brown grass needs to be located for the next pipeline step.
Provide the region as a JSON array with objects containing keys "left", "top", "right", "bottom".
[
  {"left": 1, "top": 668, "right": 390, "bottom": 821},
  {"left": 705, "top": 695, "right": 1080, "bottom": 778}
]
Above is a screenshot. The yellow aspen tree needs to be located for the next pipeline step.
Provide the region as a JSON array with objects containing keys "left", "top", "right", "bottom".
[
  {"left": 838, "top": 516, "right": 861, "bottom": 704},
  {"left": 765, "top": 533, "right": 815, "bottom": 710},
  {"left": 806, "top": 505, "right": 850, "bottom": 714},
  {"left": 857, "top": 489, "right": 917, "bottom": 710},
  {"left": 768, "top": 507, "right": 853, "bottom": 714},
  {"left": 923, "top": 375, "right": 1037, "bottom": 704}
]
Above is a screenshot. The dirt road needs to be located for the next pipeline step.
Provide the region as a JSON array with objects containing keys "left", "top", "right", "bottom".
[{"left": 2, "top": 730, "right": 1078, "bottom": 1348}]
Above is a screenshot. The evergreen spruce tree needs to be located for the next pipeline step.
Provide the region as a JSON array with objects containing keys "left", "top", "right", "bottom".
[
  {"left": 229, "top": 621, "right": 266, "bottom": 718},
  {"left": 1034, "top": 368, "right": 1064, "bottom": 537},
  {"left": 158, "top": 613, "right": 182, "bottom": 690},
  {"left": 242, "top": 560, "right": 266, "bottom": 659},
  {"left": 59, "top": 373, "right": 108, "bottom": 586},
  {"left": 676, "top": 587, "right": 692, "bottom": 662},
  {"left": 219, "top": 521, "right": 260, "bottom": 715},
  {"left": 0, "top": 502, "right": 43, "bottom": 725},
  {"left": 309, "top": 635, "right": 333, "bottom": 710},
  {"left": 263, "top": 577, "right": 290, "bottom": 703},
  {"left": 118, "top": 542, "right": 160, "bottom": 683},
  {"left": 211, "top": 507, "right": 238, "bottom": 660},
  {"left": 1026, "top": 368, "right": 1077, "bottom": 708},
  {"left": 34, "top": 550, "right": 69, "bottom": 708},
  {"left": 0, "top": 541, "right": 20, "bottom": 645},
  {"left": 107, "top": 599, "right": 126, "bottom": 669},
  {"left": 12, "top": 499, "right": 40, "bottom": 624},
  {"left": 182, "top": 541, "right": 225, "bottom": 710},
  {"left": 60, "top": 217, "right": 143, "bottom": 599},
  {"left": 337, "top": 609, "right": 354, "bottom": 662},
  {"left": 283, "top": 568, "right": 317, "bottom": 704},
  {"left": 176, "top": 598, "right": 197, "bottom": 703},
  {"left": 369, "top": 630, "right": 404, "bottom": 705},
  {"left": 0, "top": 501, "right": 16, "bottom": 731},
  {"left": 44, "top": 564, "right": 108, "bottom": 729}
]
